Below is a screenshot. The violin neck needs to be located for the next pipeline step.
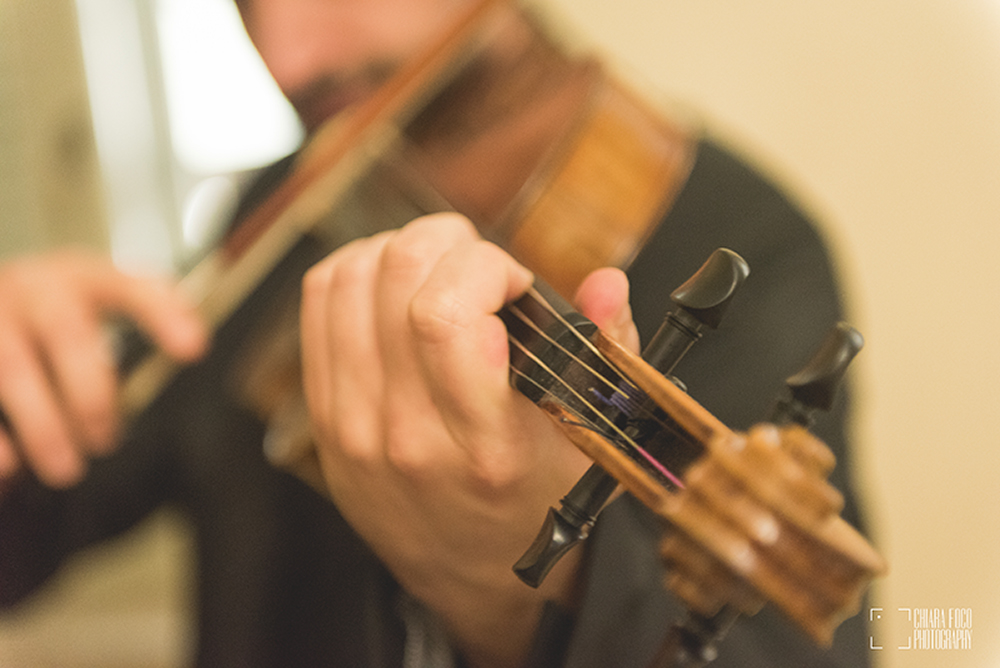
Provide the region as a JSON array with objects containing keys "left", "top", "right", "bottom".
[{"left": 500, "top": 285, "right": 713, "bottom": 507}]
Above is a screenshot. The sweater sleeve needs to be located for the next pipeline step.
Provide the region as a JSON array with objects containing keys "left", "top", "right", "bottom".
[{"left": 0, "top": 414, "right": 176, "bottom": 607}]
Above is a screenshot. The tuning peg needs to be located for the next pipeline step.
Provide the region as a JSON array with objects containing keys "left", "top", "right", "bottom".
[
  {"left": 642, "top": 248, "right": 750, "bottom": 374},
  {"left": 512, "top": 466, "right": 618, "bottom": 587},
  {"left": 770, "top": 322, "right": 864, "bottom": 427},
  {"left": 514, "top": 249, "right": 749, "bottom": 588}
]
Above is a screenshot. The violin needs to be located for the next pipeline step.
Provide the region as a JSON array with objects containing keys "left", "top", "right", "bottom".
[{"left": 113, "top": 0, "right": 884, "bottom": 664}]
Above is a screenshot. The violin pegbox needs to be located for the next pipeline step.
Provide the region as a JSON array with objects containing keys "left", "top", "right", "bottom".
[{"left": 658, "top": 423, "right": 885, "bottom": 647}]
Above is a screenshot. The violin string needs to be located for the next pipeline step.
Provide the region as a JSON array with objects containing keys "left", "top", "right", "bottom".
[
  {"left": 508, "top": 290, "right": 698, "bottom": 445},
  {"left": 505, "top": 291, "right": 694, "bottom": 439},
  {"left": 523, "top": 287, "right": 640, "bottom": 392},
  {"left": 505, "top": 301, "right": 628, "bottom": 397},
  {"left": 504, "top": 296, "right": 692, "bottom": 486},
  {"left": 506, "top": 339, "right": 684, "bottom": 488},
  {"left": 506, "top": 337, "right": 643, "bottom": 448},
  {"left": 506, "top": 364, "right": 605, "bottom": 435}
]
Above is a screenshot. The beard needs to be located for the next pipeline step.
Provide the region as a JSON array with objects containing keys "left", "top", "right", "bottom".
[{"left": 287, "top": 60, "right": 401, "bottom": 132}]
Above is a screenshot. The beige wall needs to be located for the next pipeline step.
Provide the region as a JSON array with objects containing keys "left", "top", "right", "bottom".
[
  {"left": 0, "top": 0, "right": 108, "bottom": 259},
  {"left": 542, "top": 1, "right": 1000, "bottom": 666},
  {"left": 2, "top": 1, "right": 999, "bottom": 667}
]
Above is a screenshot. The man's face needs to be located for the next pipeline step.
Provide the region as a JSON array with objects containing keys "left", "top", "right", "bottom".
[{"left": 236, "top": 0, "right": 473, "bottom": 132}]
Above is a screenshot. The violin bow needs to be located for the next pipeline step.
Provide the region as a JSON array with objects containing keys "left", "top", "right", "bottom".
[{"left": 503, "top": 248, "right": 886, "bottom": 665}]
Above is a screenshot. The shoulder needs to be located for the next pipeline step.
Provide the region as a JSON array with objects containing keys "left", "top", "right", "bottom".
[
  {"left": 629, "top": 138, "right": 835, "bottom": 329},
  {"left": 627, "top": 137, "right": 846, "bottom": 427}
]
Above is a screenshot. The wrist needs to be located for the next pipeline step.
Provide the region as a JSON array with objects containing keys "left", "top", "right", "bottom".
[{"left": 427, "top": 543, "right": 583, "bottom": 668}]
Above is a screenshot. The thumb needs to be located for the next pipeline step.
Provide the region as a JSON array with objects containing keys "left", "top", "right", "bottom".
[{"left": 573, "top": 267, "right": 640, "bottom": 353}]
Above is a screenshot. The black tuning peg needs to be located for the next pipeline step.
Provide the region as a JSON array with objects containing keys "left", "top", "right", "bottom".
[
  {"left": 770, "top": 322, "right": 864, "bottom": 427},
  {"left": 642, "top": 248, "right": 750, "bottom": 374},
  {"left": 513, "top": 249, "right": 750, "bottom": 588}
]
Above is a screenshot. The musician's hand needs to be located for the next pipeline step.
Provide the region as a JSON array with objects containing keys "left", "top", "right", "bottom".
[
  {"left": 0, "top": 251, "right": 208, "bottom": 488},
  {"left": 573, "top": 264, "right": 640, "bottom": 353},
  {"left": 300, "top": 212, "right": 637, "bottom": 668}
]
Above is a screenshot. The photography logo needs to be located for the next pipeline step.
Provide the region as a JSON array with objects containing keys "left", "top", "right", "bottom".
[{"left": 869, "top": 607, "right": 973, "bottom": 651}]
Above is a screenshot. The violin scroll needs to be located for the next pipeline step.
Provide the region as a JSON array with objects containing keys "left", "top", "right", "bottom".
[{"left": 658, "top": 424, "right": 884, "bottom": 647}]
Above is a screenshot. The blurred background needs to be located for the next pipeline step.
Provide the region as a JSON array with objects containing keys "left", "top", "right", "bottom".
[{"left": 1, "top": 1, "right": 998, "bottom": 667}]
